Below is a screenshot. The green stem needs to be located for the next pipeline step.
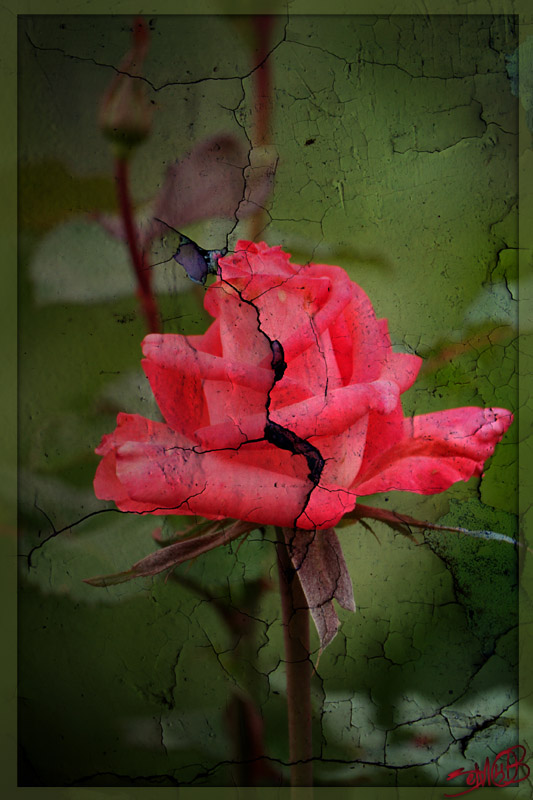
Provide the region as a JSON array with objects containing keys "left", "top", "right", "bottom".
[
  {"left": 114, "top": 155, "right": 159, "bottom": 332},
  {"left": 275, "top": 526, "right": 313, "bottom": 787}
]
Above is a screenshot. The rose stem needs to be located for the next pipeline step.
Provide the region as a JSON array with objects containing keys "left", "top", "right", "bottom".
[
  {"left": 114, "top": 155, "right": 160, "bottom": 332},
  {"left": 275, "top": 526, "right": 313, "bottom": 788},
  {"left": 249, "top": 15, "right": 274, "bottom": 242}
]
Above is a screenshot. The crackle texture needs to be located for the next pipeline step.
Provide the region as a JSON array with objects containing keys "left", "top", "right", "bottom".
[{"left": 18, "top": 13, "right": 520, "bottom": 789}]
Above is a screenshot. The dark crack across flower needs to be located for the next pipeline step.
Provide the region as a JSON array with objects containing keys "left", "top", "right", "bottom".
[{"left": 94, "top": 241, "right": 513, "bottom": 530}]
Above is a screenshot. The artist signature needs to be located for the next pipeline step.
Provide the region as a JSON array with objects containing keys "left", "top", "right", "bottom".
[{"left": 445, "top": 745, "right": 530, "bottom": 796}]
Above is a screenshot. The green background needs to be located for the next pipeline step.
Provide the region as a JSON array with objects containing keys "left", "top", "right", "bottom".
[{"left": 3, "top": 3, "right": 532, "bottom": 799}]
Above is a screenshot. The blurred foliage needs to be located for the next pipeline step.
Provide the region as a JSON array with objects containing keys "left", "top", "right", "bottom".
[
  {"left": 19, "top": 160, "right": 117, "bottom": 232},
  {"left": 18, "top": 13, "right": 519, "bottom": 788}
]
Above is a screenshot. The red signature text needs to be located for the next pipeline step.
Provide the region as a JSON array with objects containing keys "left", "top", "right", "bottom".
[{"left": 445, "top": 745, "right": 530, "bottom": 796}]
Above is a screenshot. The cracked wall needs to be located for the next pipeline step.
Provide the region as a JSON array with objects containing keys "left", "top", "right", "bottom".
[{"left": 17, "top": 13, "right": 520, "bottom": 789}]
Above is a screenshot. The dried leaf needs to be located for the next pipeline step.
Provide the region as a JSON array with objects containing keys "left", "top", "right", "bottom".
[
  {"left": 85, "top": 519, "right": 255, "bottom": 587},
  {"left": 151, "top": 517, "right": 231, "bottom": 546},
  {"left": 284, "top": 527, "right": 355, "bottom": 651}
]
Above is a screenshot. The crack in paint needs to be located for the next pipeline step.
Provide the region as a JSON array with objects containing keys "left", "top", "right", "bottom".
[{"left": 25, "top": 16, "right": 290, "bottom": 94}]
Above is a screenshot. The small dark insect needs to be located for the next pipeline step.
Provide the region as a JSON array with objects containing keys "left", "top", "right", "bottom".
[
  {"left": 270, "top": 340, "right": 287, "bottom": 382},
  {"left": 173, "top": 233, "right": 227, "bottom": 285}
]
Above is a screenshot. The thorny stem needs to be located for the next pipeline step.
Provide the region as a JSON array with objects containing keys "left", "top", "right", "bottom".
[
  {"left": 275, "top": 526, "right": 313, "bottom": 788},
  {"left": 114, "top": 155, "right": 160, "bottom": 332},
  {"left": 249, "top": 15, "right": 274, "bottom": 242}
]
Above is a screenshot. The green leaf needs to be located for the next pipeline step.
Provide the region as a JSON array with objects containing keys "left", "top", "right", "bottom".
[{"left": 29, "top": 218, "right": 189, "bottom": 304}]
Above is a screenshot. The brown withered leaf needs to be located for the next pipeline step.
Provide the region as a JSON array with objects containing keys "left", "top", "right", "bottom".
[
  {"left": 283, "top": 527, "right": 356, "bottom": 652},
  {"left": 151, "top": 517, "right": 230, "bottom": 547},
  {"left": 84, "top": 519, "right": 256, "bottom": 587}
]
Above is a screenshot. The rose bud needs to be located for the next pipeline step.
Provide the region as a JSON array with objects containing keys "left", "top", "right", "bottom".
[
  {"left": 99, "top": 17, "right": 153, "bottom": 155},
  {"left": 94, "top": 241, "right": 513, "bottom": 531}
]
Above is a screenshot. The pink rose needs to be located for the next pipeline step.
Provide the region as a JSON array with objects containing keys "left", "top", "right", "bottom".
[{"left": 94, "top": 241, "right": 513, "bottom": 530}]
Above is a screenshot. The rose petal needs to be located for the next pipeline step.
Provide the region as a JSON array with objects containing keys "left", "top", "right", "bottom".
[
  {"left": 97, "top": 415, "right": 356, "bottom": 529},
  {"left": 221, "top": 439, "right": 308, "bottom": 482},
  {"left": 381, "top": 351, "right": 422, "bottom": 392},
  {"left": 295, "top": 484, "right": 356, "bottom": 529},
  {"left": 353, "top": 407, "right": 513, "bottom": 495},
  {"left": 141, "top": 350, "right": 209, "bottom": 438},
  {"left": 264, "top": 265, "right": 353, "bottom": 367},
  {"left": 311, "top": 415, "right": 368, "bottom": 487},
  {"left": 111, "top": 436, "right": 312, "bottom": 526},
  {"left": 143, "top": 333, "right": 275, "bottom": 394},
  {"left": 356, "top": 400, "right": 406, "bottom": 478},
  {"left": 217, "top": 240, "right": 297, "bottom": 285},
  {"left": 94, "top": 413, "right": 191, "bottom": 513},
  {"left": 195, "top": 379, "right": 399, "bottom": 449},
  {"left": 376, "top": 319, "right": 422, "bottom": 392},
  {"left": 218, "top": 247, "right": 355, "bottom": 380}
]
